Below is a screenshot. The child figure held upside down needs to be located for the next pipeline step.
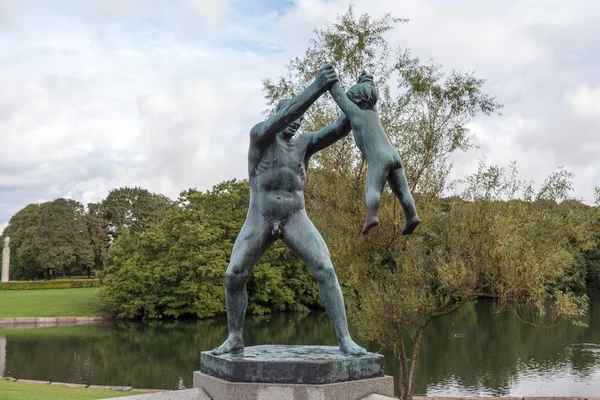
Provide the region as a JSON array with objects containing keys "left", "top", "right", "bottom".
[{"left": 329, "top": 70, "right": 421, "bottom": 235}]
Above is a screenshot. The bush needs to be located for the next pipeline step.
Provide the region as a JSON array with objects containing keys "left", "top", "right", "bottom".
[
  {"left": 100, "top": 180, "right": 320, "bottom": 319},
  {"left": 0, "top": 279, "right": 100, "bottom": 290}
]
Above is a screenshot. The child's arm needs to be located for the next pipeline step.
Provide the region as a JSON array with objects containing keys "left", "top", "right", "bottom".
[{"left": 328, "top": 82, "right": 362, "bottom": 122}]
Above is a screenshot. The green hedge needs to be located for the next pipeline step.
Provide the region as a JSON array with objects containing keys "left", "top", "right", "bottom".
[{"left": 0, "top": 279, "right": 101, "bottom": 290}]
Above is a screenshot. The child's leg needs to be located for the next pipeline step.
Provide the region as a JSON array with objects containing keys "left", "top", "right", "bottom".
[
  {"left": 387, "top": 166, "right": 420, "bottom": 235},
  {"left": 363, "top": 162, "right": 389, "bottom": 234}
]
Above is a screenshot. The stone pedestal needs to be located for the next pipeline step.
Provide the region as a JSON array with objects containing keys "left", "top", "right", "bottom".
[
  {"left": 1, "top": 247, "right": 9, "bottom": 283},
  {"left": 195, "top": 345, "right": 395, "bottom": 400},
  {"left": 194, "top": 372, "right": 394, "bottom": 400}
]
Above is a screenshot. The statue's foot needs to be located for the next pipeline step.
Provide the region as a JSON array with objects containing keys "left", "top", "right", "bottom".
[
  {"left": 362, "top": 218, "right": 380, "bottom": 235},
  {"left": 401, "top": 216, "right": 421, "bottom": 236},
  {"left": 212, "top": 336, "right": 244, "bottom": 355},
  {"left": 339, "top": 336, "right": 367, "bottom": 356}
]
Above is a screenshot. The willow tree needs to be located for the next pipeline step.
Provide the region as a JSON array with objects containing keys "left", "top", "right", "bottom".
[
  {"left": 262, "top": 6, "right": 596, "bottom": 399},
  {"left": 263, "top": 5, "right": 500, "bottom": 259}
]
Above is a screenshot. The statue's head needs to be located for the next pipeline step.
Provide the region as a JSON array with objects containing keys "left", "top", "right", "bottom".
[
  {"left": 347, "top": 73, "right": 378, "bottom": 110},
  {"left": 276, "top": 99, "right": 304, "bottom": 139}
]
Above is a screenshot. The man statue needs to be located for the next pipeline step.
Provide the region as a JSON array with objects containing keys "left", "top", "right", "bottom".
[{"left": 213, "top": 64, "right": 367, "bottom": 356}]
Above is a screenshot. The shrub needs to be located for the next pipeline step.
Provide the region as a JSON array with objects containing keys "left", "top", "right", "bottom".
[
  {"left": 100, "top": 180, "right": 320, "bottom": 319},
  {"left": 0, "top": 279, "right": 100, "bottom": 290}
]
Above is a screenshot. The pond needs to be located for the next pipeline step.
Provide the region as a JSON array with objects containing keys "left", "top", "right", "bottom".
[{"left": 0, "top": 297, "right": 599, "bottom": 396}]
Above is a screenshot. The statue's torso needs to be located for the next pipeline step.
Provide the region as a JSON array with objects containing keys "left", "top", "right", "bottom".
[{"left": 248, "top": 134, "right": 310, "bottom": 222}]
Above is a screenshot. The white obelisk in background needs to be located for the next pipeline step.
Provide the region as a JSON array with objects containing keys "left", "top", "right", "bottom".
[{"left": 2, "top": 237, "right": 9, "bottom": 283}]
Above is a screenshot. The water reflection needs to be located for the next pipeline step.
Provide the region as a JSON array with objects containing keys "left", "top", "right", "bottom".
[
  {"left": 0, "top": 297, "right": 598, "bottom": 396},
  {"left": 0, "top": 336, "right": 5, "bottom": 378}
]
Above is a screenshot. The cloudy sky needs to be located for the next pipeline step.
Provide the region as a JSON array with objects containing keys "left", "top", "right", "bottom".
[{"left": 1, "top": 0, "right": 599, "bottom": 233}]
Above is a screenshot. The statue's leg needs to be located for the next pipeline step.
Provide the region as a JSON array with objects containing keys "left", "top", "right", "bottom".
[
  {"left": 212, "top": 212, "right": 273, "bottom": 355},
  {"left": 282, "top": 211, "right": 367, "bottom": 356},
  {"left": 363, "top": 161, "right": 390, "bottom": 234},
  {"left": 387, "top": 166, "right": 420, "bottom": 235}
]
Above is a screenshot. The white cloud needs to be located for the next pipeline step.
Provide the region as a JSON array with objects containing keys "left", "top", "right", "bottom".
[
  {"left": 566, "top": 84, "right": 600, "bottom": 119},
  {"left": 185, "top": 0, "right": 230, "bottom": 29},
  {"left": 1, "top": 0, "right": 599, "bottom": 231}
]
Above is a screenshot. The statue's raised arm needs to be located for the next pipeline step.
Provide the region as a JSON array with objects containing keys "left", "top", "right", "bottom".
[{"left": 250, "top": 64, "right": 339, "bottom": 144}]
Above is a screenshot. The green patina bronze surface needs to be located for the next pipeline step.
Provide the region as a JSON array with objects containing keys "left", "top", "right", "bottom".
[
  {"left": 202, "top": 345, "right": 384, "bottom": 384},
  {"left": 212, "top": 64, "right": 366, "bottom": 357},
  {"left": 329, "top": 71, "right": 420, "bottom": 235}
]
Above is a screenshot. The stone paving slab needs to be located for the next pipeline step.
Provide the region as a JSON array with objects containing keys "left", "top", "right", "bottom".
[
  {"left": 49, "top": 382, "right": 89, "bottom": 388},
  {"left": 414, "top": 398, "right": 521, "bottom": 400},
  {"left": 15, "top": 379, "right": 50, "bottom": 384},
  {"left": 88, "top": 384, "right": 133, "bottom": 391},
  {"left": 104, "top": 388, "right": 209, "bottom": 400},
  {"left": 411, "top": 398, "right": 598, "bottom": 400},
  {"left": 523, "top": 398, "right": 588, "bottom": 400},
  {"left": 361, "top": 394, "right": 397, "bottom": 400},
  {"left": 13, "top": 317, "right": 37, "bottom": 324}
]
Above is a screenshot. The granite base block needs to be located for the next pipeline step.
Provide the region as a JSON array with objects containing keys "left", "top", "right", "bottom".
[{"left": 194, "top": 371, "right": 395, "bottom": 400}]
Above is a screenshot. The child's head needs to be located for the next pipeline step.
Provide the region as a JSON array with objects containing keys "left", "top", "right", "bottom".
[{"left": 346, "top": 73, "right": 378, "bottom": 110}]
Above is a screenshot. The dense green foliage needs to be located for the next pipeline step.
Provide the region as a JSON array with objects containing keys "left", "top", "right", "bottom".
[
  {"left": 0, "top": 288, "right": 106, "bottom": 318},
  {"left": 85, "top": 202, "right": 110, "bottom": 277},
  {"left": 0, "top": 200, "right": 93, "bottom": 280},
  {"left": 1, "top": 204, "right": 42, "bottom": 279},
  {"left": 0, "top": 187, "right": 171, "bottom": 280},
  {"left": 34, "top": 199, "right": 94, "bottom": 279},
  {"left": 99, "top": 180, "right": 320, "bottom": 319},
  {"left": 102, "top": 186, "right": 172, "bottom": 241},
  {"left": 0, "top": 279, "right": 100, "bottom": 290},
  {"left": 263, "top": 6, "right": 599, "bottom": 399}
]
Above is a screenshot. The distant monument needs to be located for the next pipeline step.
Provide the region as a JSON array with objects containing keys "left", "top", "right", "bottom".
[{"left": 2, "top": 237, "right": 9, "bottom": 283}]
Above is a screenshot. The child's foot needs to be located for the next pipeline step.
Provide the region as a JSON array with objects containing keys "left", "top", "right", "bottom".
[
  {"left": 362, "top": 218, "right": 380, "bottom": 235},
  {"left": 401, "top": 216, "right": 420, "bottom": 235}
]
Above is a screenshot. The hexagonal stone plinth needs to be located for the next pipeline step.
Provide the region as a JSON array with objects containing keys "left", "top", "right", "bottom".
[{"left": 200, "top": 345, "right": 385, "bottom": 384}]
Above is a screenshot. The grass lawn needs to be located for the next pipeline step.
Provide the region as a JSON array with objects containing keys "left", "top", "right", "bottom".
[
  {"left": 0, "top": 380, "right": 141, "bottom": 399},
  {"left": 0, "top": 288, "right": 110, "bottom": 318}
]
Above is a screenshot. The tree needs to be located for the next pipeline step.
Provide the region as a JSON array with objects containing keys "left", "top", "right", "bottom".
[
  {"left": 262, "top": 6, "right": 594, "bottom": 399},
  {"left": 101, "top": 187, "right": 173, "bottom": 241},
  {"left": 2, "top": 199, "right": 95, "bottom": 280},
  {"left": 263, "top": 5, "right": 501, "bottom": 274},
  {"left": 0, "top": 204, "right": 43, "bottom": 280},
  {"left": 353, "top": 163, "right": 596, "bottom": 398},
  {"left": 33, "top": 199, "right": 94, "bottom": 279},
  {"left": 85, "top": 202, "right": 110, "bottom": 277},
  {"left": 99, "top": 179, "right": 320, "bottom": 319}
]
